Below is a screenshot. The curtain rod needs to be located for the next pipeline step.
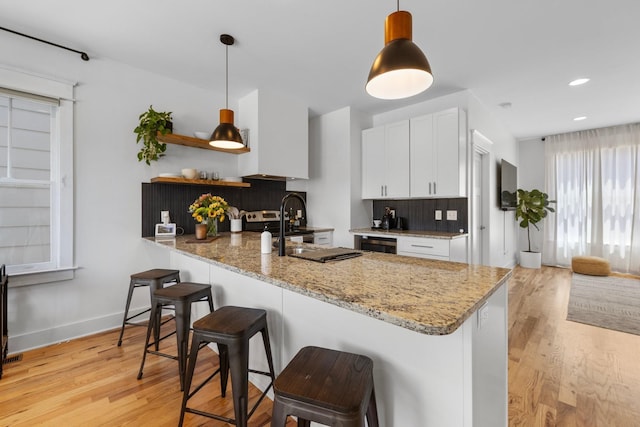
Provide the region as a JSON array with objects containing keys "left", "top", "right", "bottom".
[{"left": 0, "top": 26, "right": 89, "bottom": 61}]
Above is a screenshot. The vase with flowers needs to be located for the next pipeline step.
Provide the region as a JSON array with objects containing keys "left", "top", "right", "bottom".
[{"left": 188, "top": 193, "right": 229, "bottom": 239}]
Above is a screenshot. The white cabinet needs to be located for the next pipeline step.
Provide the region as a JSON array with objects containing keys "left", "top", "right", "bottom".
[
  {"left": 410, "top": 108, "right": 467, "bottom": 197},
  {"left": 361, "top": 120, "right": 410, "bottom": 199},
  {"left": 397, "top": 235, "right": 468, "bottom": 263},
  {"left": 313, "top": 230, "right": 333, "bottom": 246},
  {"left": 238, "top": 89, "right": 309, "bottom": 179}
]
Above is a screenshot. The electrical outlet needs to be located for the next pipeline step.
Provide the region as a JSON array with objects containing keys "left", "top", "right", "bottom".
[
  {"left": 435, "top": 210, "right": 442, "bottom": 220},
  {"left": 446, "top": 210, "right": 457, "bottom": 221}
]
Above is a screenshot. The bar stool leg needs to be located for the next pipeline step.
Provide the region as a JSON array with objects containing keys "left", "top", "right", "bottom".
[
  {"left": 173, "top": 301, "right": 189, "bottom": 391},
  {"left": 261, "top": 325, "right": 276, "bottom": 384},
  {"left": 367, "top": 385, "right": 379, "bottom": 426},
  {"left": 136, "top": 299, "right": 159, "bottom": 380},
  {"left": 179, "top": 331, "right": 202, "bottom": 427},
  {"left": 229, "top": 339, "right": 250, "bottom": 427},
  {"left": 270, "top": 398, "right": 288, "bottom": 426},
  {"left": 117, "top": 278, "right": 137, "bottom": 346}
]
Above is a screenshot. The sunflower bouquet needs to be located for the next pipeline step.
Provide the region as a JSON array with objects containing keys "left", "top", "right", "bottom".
[{"left": 188, "top": 193, "right": 229, "bottom": 224}]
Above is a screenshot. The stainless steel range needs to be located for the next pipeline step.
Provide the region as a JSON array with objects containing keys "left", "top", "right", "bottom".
[{"left": 244, "top": 210, "right": 314, "bottom": 242}]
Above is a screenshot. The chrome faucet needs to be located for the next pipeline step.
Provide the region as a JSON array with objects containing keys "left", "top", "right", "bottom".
[{"left": 279, "top": 192, "right": 307, "bottom": 256}]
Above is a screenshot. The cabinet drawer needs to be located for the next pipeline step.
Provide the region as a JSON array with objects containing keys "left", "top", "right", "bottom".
[
  {"left": 314, "top": 231, "right": 333, "bottom": 246},
  {"left": 397, "top": 237, "right": 450, "bottom": 257}
]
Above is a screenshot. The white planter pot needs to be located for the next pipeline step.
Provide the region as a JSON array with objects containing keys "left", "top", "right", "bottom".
[{"left": 520, "top": 251, "right": 542, "bottom": 269}]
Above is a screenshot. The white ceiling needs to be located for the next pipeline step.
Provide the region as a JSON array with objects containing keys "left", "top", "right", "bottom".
[{"left": 2, "top": 0, "right": 639, "bottom": 140}]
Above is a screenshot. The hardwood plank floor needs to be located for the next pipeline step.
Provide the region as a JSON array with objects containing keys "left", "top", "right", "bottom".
[
  {"left": 2, "top": 266, "right": 639, "bottom": 426},
  {"left": 508, "top": 266, "right": 640, "bottom": 426},
  {"left": 0, "top": 319, "right": 295, "bottom": 426}
]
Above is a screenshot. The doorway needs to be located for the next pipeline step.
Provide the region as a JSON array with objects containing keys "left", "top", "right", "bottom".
[{"left": 470, "top": 130, "right": 492, "bottom": 265}]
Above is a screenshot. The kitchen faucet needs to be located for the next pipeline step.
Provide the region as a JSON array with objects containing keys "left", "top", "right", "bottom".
[{"left": 278, "top": 192, "right": 307, "bottom": 256}]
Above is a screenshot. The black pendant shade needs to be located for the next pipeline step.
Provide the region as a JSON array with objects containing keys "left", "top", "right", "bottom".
[{"left": 366, "top": 10, "right": 433, "bottom": 100}]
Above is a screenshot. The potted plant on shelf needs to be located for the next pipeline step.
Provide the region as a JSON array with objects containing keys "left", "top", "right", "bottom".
[
  {"left": 515, "top": 188, "right": 555, "bottom": 268},
  {"left": 134, "top": 105, "right": 173, "bottom": 165}
]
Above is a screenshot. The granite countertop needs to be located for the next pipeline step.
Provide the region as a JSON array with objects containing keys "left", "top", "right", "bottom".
[
  {"left": 145, "top": 233, "right": 510, "bottom": 335},
  {"left": 350, "top": 228, "right": 468, "bottom": 239}
]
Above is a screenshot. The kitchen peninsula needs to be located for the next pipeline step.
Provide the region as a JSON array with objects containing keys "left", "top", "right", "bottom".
[{"left": 144, "top": 233, "right": 511, "bottom": 426}]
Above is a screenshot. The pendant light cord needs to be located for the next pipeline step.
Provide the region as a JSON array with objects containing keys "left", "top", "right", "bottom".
[{"left": 225, "top": 44, "right": 229, "bottom": 109}]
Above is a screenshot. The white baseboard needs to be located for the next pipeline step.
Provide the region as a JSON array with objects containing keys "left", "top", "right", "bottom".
[{"left": 7, "top": 306, "right": 150, "bottom": 353}]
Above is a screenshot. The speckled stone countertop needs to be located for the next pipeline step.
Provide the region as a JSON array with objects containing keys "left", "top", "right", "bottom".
[
  {"left": 350, "top": 228, "right": 468, "bottom": 239},
  {"left": 145, "top": 233, "right": 510, "bottom": 335}
]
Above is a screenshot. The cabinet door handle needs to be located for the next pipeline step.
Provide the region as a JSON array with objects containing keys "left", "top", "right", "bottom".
[
  {"left": 433, "top": 182, "right": 437, "bottom": 194},
  {"left": 381, "top": 185, "right": 384, "bottom": 197},
  {"left": 384, "top": 185, "right": 387, "bottom": 196},
  {"left": 411, "top": 244, "right": 434, "bottom": 249}
]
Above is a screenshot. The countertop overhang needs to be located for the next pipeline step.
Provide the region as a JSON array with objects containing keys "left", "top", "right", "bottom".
[{"left": 145, "top": 233, "right": 510, "bottom": 335}]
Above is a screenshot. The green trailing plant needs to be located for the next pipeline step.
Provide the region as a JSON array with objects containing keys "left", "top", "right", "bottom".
[
  {"left": 134, "top": 105, "right": 173, "bottom": 165},
  {"left": 515, "top": 188, "right": 556, "bottom": 252}
]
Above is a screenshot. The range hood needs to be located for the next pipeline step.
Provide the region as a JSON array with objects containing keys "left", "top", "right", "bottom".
[{"left": 238, "top": 89, "right": 309, "bottom": 180}]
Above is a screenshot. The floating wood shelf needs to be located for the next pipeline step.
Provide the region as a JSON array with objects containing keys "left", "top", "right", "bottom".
[
  {"left": 150, "top": 177, "right": 250, "bottom": 187},
  {"left": 157, "top": 133, "right": 250, "bottom": 154}
]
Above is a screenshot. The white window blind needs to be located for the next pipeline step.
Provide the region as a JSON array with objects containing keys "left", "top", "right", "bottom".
[
  {"left": 0, "top": 95, "right": 55, "bottom": 269},
  {"left": 0, "top": 66, "right": 75, "bottom": 284}
]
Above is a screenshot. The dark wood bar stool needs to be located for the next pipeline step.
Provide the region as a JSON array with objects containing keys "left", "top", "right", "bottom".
[
  {"left": 137, "top": 282, "right": 213, "bottom": 390},
  {"left": 271, "top": 346, "right": 379, "bottom": 427},
  {"left": 179, "top": 305, "right": 276, "bottom": 427},
  {"left": 117, "top": 268, "right": 181, "bottom": 346}
]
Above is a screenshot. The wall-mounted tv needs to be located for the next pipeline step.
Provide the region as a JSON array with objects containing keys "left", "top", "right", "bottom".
[{"left": 500, "top": 159, "right": 517, "bottom": 210}]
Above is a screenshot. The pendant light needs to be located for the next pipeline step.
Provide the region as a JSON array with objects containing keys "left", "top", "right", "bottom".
[
  {"left": 366, "top": 2, "right": 433, "bottom": 100},
  {"left": 210, "top": 34, "right": 244, "bottom": 149}
]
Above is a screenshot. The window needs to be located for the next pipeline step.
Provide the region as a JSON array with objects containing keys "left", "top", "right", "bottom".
[
  {"left": 0, "top": 66, "right": 74, "bottom": 284},
  {"left": 544, "top": 123, "right": 640, "bottom": 274}
]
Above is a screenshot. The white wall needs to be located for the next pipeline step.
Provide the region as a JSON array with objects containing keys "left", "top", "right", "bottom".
[
  {"left": 517, "top": 137, "right": 546, "bottom": 252},
  {"left": 3, "top": 35, "right": 236, "bottom": 351},
  {"left": 306, "top": 107, "right": 371, "bottom": 247}
]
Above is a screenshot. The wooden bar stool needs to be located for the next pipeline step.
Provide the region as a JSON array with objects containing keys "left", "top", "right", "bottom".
[
  {"left": 117, "top": 268, "right": 180, "bottom": 346},
  {"left": 271, "top": 346, "right": 379, "bottom": 427},
  {"left": 137, "top": 282, "right": 213, "bottom": 390},
  {"left": 179, "top": 306, "right": 276, "bottom": 427}
]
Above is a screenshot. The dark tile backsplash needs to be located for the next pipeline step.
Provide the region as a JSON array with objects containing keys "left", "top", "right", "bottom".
[
  {"left": 141, "top": 179, "right": 306, "bottom": 237},
  {"left": 372, "top": 198, "right": 468, "bottom": 233}
]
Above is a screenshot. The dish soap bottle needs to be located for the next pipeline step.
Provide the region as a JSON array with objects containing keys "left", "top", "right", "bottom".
[{"left": 261, "top": 225, "right": 272, "bottom": 254}]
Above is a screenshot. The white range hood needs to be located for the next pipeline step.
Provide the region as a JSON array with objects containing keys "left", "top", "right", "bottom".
[{"left": 238, "top": 88, "right": 309, "bottom": 180}]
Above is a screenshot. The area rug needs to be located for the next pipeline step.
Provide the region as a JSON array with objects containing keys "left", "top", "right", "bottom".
[{"left": 567, "top": 273, "right": 640, "bottom": 335}]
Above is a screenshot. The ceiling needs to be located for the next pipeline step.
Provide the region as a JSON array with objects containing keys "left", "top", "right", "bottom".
[{"left": 2, "top": 0, "right": 639, "bottom": 140}]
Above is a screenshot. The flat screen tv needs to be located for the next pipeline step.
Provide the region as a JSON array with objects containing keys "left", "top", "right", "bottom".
[{"left": 500, "top": 159, "right": 517, "bottom": 210}]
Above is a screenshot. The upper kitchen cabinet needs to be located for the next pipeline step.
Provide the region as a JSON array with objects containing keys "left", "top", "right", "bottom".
[
  {"left": 410, "top": 108, "right": 467, "bottom": 198},
  {"left": 238, "top": 89, "right": 309, "bottom": 180},
  {"left": 362, "top": 120, "right": 410, "bottom": 199}
]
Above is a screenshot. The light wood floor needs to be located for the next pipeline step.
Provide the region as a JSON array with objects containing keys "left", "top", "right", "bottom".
[
  {"left": 1, "top": 266, "right": 639, "bottom": 426},
  {"left": 508, "top": 266, "right": 640, "bottom": 426},
  {"left": 0, "top": 318, "right": 295, "bottom": 426}
]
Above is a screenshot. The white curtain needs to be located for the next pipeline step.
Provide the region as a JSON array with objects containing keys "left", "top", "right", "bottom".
[{"left": 543, "top": 123, "right": 640, "bottom": 274}]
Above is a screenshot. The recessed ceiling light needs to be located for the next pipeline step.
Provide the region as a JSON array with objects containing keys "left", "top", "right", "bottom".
[
  {"left": 569, "top": 78, "right": 590, "bottom": 86},
  {"left": 574, "top": 116, "right": 587, "bottom": 121}
]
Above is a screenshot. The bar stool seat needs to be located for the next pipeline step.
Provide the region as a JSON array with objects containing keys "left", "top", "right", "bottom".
[
  {"left": 271, "top": 346, "right": 379, "bottom": 427},
  {"left": 137, "top": 282, "right": 214, "bottom": 390},
  {"left": 179, "top": 305, "right": 276, "bottom": 427},
  {"left": 117, "top": 268, "right": 180, "bottom": 346}
]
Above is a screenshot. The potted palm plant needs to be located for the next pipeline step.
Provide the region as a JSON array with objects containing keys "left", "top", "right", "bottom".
[
  {"left": 134, "top": 105, "right": 173, "bottom": 165},
  {"left": 515, "top": 188, "right": 555, "bottom": 268}
]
